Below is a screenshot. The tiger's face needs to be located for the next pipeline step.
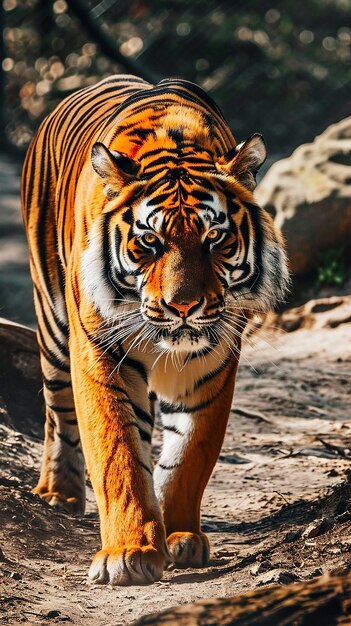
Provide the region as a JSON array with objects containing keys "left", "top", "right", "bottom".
[
  {"left": 83, "top": 133, "right": 289, "bottom": 355},
  {"left": 129, "top": 183, "right": 236, "bottom": 353}
]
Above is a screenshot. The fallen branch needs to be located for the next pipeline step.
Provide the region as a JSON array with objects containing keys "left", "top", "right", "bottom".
[
  {"left": 133, "top": 573, "right": 351, "bottom": 626},
  {"left": 231, "top": 407, "right": 272, "bottom": 424}
]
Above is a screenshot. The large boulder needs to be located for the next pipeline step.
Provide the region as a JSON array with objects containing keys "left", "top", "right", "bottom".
[
  {"left": 255, "top": 117, "right": 351, "bottom": 277},
  {"left": 0, "top": 318, "right": 43, "bottom": 438}
]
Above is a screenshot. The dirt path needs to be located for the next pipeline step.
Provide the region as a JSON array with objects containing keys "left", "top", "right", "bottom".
[{"left": 1, "top": 300, "right": 351, "bottom": 625}]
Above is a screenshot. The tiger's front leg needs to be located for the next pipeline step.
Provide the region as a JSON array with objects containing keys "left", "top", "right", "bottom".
[
  {"left": 68, "top": 310, "right": 168, "bottom": 586},
  {"left": 154, "top": 355, "right": 238, "bottom": 567}
]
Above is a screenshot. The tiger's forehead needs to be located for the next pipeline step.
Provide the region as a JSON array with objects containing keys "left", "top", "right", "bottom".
[
  {"left": 134, "top": 191, "right": 230, "bottom": 234},
  {"left": 112, "top": 103, "right": 227, "bottom": 164}
]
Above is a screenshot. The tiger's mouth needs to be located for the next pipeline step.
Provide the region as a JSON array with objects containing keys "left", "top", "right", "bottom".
[
  {"left": 150, "top": 321, "right": 218, "bottom": 353},
  {"left": 166, "top": 326, "right": 204, "bottom": 342}
]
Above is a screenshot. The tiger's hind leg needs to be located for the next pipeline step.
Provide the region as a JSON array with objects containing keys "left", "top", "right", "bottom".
[
  {"left": 34, "top": 371, "right": 86, "bottom": 515},
  {"left": 22, "top": 118, "right": 85, "bottom": 514},
  {"left": 33, "top": 296, "right": 85, "bottom": 515}
]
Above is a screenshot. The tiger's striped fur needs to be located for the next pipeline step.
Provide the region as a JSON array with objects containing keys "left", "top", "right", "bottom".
[{"left": 21, "top": 75, "right": 289, "bottom": 585}]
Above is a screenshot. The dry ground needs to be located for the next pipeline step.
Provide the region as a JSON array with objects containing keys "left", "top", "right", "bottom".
[{"left": 1, "top": 298, "right": 351, "bottom": 625}]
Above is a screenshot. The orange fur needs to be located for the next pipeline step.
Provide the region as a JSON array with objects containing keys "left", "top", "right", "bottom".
[{"left": 21, "top": 75, "right": 288, "bottom": 585}]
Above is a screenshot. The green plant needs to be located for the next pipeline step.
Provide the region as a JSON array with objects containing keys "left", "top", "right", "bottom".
[{"left": 316, "top": 248, "right": 347, "bottom": 288}]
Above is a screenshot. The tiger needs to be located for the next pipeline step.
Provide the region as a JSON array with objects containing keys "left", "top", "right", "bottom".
[{"left": 21, "top": 74, "right": 289, "bottom": 586}]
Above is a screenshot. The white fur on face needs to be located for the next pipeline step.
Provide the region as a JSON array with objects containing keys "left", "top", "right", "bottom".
[
  {"left": 81, "top": 217, "right": 118, "bottom": 321},
  {"left": 81, "top": 217, "right": 139, "bottom": 320},
  {"left": 135, "top": 198, "right": 165, "bottom": 234},
  {"left": 157, "top": 333, "right": 210, "bottom": 353},
  {"left": 197, "top": 192, "right": 230, "bottom": 231}
]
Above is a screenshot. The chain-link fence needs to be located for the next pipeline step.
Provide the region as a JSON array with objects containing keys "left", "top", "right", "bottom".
[{"left": 2, "top": 0, "right": 351, "bottom": 161}]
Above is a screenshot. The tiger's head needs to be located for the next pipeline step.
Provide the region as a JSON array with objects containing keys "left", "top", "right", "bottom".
[{"left": 82, "top": 109, "right": 289, "bottom": 355}]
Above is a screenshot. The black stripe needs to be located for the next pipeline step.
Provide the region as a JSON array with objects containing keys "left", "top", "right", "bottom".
[
  {"left": 121, "top": 355, "right": 148, "bottom": 383},
  {"left": 157, "top": 78, "right": 226, "bottom": 120},
  {"left": 37, "top": 329, "right": 70, "bottom": 374},
  {"left": 73, "top": 290, "right": 120, "bottom": 362},
  {"left": 48, "top": 405, "right": 75, "bottom": 413},
  {"left": 193, "top": 354, "right": 232, "bottom": 392},
  {"left": 143, "top": 155, "right": 179, "bottom": 171},
  {"left": 163, "top": 425, "right": 183, "bottom": 435},
  {"left": 125, "top": 421, "right": 152, "bottom": 444},
  {"left": 167, "top": 128, "right": 184, "bottom": 145},
  {"left": 121, "top": 549, "right": 131, "bottom": 584},
  {"left": 66, "top": 462, "right": 83, "bottom": 478},
  {"left": 146, "top": 192, "right": 171, "bottom": 207},
  {"left": 42, "top": 376, "right": 71, "bottom": 391},
  {"left": 30, "top": 126, "right": 60, "bottom": 304},
  {"left": 138, "top": 461, "right": 152, "bottom": 475},
  {"left": 189, "top": 346, "right": 213, "bottom": 361},
  {"left": 132, "top": 403, "right": 154, "bottom": 428},
  {"left": 160, "top": 362, "right": 235, "bottom": 414},
  {"left": 102, "top": 212, "right": 113, "bottom": 294},
  {"left": 111, "top": 84, "right": 225, "bottom": 129},
  {"left": 57, "top": 432, "right": 80, "bottom": 447},
  {"left": 116, "top": 398, "right": 133, "bottom": 405},
  {"left": 158, "top": 462, "right": 180, "bottom": 470},
  {"left": 243, "top": 202, "right": 264, "bottom": 293}
]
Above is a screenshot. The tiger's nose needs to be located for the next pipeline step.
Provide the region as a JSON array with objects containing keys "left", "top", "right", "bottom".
[{"left": 162, "top": 298, "right": 202, "bottom": 318}]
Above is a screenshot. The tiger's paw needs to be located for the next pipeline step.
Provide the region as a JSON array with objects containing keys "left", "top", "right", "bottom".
[
  {"left": 32, "top": 484, "right": 85, "bottom": 515},
  {"left": 167, "top": 531, "right": 210, "bottom": 567},
  {"left": 88, "top": 546, "right": 165, "bottom": 586}
]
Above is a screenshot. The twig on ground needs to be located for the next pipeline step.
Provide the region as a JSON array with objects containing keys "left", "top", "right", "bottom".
[
  {"left": 231, "top": 407, "right": 272, "bottom": 424},
  {"left": 317, "top": 437, "right": 351, "bottom": 459}
]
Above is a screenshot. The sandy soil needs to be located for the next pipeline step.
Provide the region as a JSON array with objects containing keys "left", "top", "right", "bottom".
[{"left": 1, "top": 299, "right": 351, "bottom": 625}]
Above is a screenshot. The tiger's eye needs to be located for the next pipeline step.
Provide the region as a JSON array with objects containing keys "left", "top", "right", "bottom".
[
  {"left": 142, "top": 233, "right": 157, "bottom": 245},
  {"left": 206, "top": 228, "right": 221, "bottom": 242}
]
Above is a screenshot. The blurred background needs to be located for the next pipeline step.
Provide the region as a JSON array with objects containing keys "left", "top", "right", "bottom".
[{"left": 1, "top": 0, "right": 351, "bottom": 326}]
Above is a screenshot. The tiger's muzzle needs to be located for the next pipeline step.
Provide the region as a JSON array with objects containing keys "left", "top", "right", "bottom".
[{"left": 141, "top": 293, "right": 226, "bottom": 353}]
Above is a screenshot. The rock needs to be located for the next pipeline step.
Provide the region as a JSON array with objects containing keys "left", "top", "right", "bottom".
[
  {"left": 255, "top": 117, "right": 351, "bottom": 276},
  {"left": 272, "top": 295, "right": 351, "bottom": 333},
  {"left": 284, "top": 529, "right": 302, "bottom": 543},
  {"left": 329, "top": 563, "right": 351, "bottom": 577},
  {"left": 250, "top": 560, "right": 274, "bottom": 576},
  {"left": 257, "top": 569, "right": 300, "bottom": 586},
  {"left": 309, "top": 568, "right": 324, "bottom": 579},
  {"left": 0, "top": 318, "right": 44, "bottom": 438},
  {"left": 10, "top": 571, "right": 22, "bottom": 580},
  {"left": 302, "top": 517, "right": 331, "bottom": 539},
  {"left": 0, "top": 546, "right": 10, "bottom": 562}
]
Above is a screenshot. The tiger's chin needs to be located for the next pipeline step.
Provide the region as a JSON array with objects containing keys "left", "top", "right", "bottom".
[{"left": 155, "top": 328, "right": 211, "bottom": 354}]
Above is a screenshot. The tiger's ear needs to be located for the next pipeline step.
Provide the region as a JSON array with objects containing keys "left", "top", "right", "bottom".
[
  {"left": 91, "top": 142, "right": 139, "bottom": 198},
  {"left": 216, "top": 134, "right": 267, "bottom": 191}
]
